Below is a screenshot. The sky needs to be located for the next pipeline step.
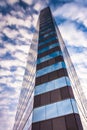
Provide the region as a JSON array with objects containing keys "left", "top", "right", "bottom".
[{"left": 0, "top": 0, "right": 87, "bottom": 130}]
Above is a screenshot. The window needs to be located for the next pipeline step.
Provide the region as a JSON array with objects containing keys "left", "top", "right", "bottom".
[
  {"left": 71, "top": 99, "right": 78, "bottom": 113},
  {"left": 36, "top": 62, "right": 66, "bottom": 77},
  {"left": 38, "top": 42, "right": 59, "bottom": 54},
  {"left": 33, "top": 106, "right": 45, "bottom": 122},
  {"left": 32, "top": 99, "right": 78, "bottom": 123},
  {"left": 23, "top": 113, "right": 32, "bottom": 130},
  {"left": 37, "top": 51, "right": 62, "bottom": 64},
  {"left": 35, "top": 76, "right": 70, "bottom": 96},
  {"left": 56, "top": 99, "right": 73, "bottom": 116},
  {"left": 39, "top": 37, "right": 57, "bottom": 46}
]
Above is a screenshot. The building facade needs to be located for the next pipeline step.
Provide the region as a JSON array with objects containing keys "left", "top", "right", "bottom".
[{"left": 13, "top": 7, "right": 83, "bottom": 130}]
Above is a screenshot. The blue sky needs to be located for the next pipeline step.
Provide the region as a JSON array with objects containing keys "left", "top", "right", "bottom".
[{"left": 0, "top": 0, "right": 87, "bottom": 130}]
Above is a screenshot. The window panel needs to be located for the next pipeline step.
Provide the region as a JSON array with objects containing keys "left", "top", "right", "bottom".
[
  {"left": 71, "top": 99, "right": 78, "bottom": 113},
  {"left": 32, "top": 99, "right": 78, "bottom": 123},
  {"left": 46, "top": 103, "right": 57, "bottom": 119},
  {"left": 65, "top": 77, "right": 71, "bottom": 86},
  {"left": 46, "top": 80, "right": 55, "bottom": 92},
  {"left": 39, "top": 31, "right": 55, "bottom": 40},
  {"left": 36, "top": 62, "right": 66, "bottom": 77},
  {"left": 35, "top": 84, "right": 46, "bottom": 95},
  {"left": 38, "top": 42, "right": 59, "bottom": 54},
  {"left": 33, "top": 106, "right": 45, "bottom": 123},
  {"left": 39, "top": 37, "right": 57, "bottom": 46},
  {"left": 57, "top": 99, "right": 73, "bottom": 116},
  {"left": 37, "top": 51, "right": 62, "bottom": 64},
  {"left": 55, "top": 77, "right": 67, "bottom": 89},
  {"left": 35, "top": 76, "right": 70, "bottom": 96},
  {"left": 23, "top": 113, "right": 32, "bottom": 130}
]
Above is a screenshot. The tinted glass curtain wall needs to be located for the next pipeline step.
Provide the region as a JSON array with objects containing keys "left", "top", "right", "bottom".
[{"left": 13, "top": 7, "right": 83, "bottom": 130}]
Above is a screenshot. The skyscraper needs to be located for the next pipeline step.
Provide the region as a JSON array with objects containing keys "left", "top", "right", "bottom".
[{"left": 13, "top": 7, "right": 84, "bottom": 130}]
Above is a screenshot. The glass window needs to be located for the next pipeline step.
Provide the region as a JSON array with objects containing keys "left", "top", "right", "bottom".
[
  {"left": 35, "top": 76, "right": 70, "bottom": 96},
  {"left": 40, "top": 23, "right": 53, "bottom": 31},
  {"left": 71, "top": 99, "right": 78, "bottom": 113},
  {"left": 35, "top": 83, "right": 46, "bottom": 95},
  {"left": 46, "top": 103, "right": 57, "bottom": 119},
  {"left": 36, "top": 62, "right": 66, "bottom": 77},
  {"left": 40, "top": 28, "right": 51, "bottom": 35},
  {"left": 33, "top": 106, "right": 45, "bottom": 123},
  {"left": 39, "top": 37, "right": 57, "bottom": 46},
  {"left": 65, "top": 77, "right": 71, "bottom": 86},
  {"left": 55, "top": 77, "right": 67, "bottom": 89},
  {"left": 38, "top": 42, "right": 59, "bottom": 54},
  {"left": 37, "top": 51, "right": 62, "bottom": 64},
  {"left": 32, "top": 99, "right": 78, "bottom": 123},
  {"left": 57, "top": 99, "right": 73, "bottom": 116},
  {"left": 39, "top": 31, "right": 55, "bottom": 40},
  {"left": 23, "top": 113, "right": 32, "bottom": 130},
  {"left": 46, "top": 80, "right": 55, "bottom": 92}
]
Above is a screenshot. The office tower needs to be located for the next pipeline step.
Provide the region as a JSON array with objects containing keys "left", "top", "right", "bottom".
[{"left": 13, "top": 7, "right": 84, "bottom": 130}]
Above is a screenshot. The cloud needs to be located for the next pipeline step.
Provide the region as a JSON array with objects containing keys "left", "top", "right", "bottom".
[
  {"left": 34, "top": 2, "right": 43, "bottom": 11},
  {"left": 59, "top": 21, "right": 87, "bottom": 47},
  {"left": 53, "top": 2, "right": 87, "bottom": 27},
  {"left": 7, "top": 0, "right": 18, "bottom": 5},
  {"left": 3, "top": 27, "right": 18, "bottom": 39},
  {"left": 21, "top": 0, "right": 33, "bottom": 5}
]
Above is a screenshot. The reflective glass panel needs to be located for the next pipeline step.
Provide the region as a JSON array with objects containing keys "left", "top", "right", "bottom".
[
  {"left": 65, "top": 77, "right": 71, "bottom": 86},
  {"left": 39, "top": 31, "right": 55, "bottom": 40},
  {"left": 32, "top": 106, "right": 45, "bottom": 123},
  {"left": 36, "top": 62, "right": 66, "bottom": 77},
  {"left": 38, "top": 42, "right": 59, "bottom": 54},
  {"left": 23, "top": 113, "right": 32, "bottom": 130},
  {"left": 39, "top": 37, "right": 57, "bottom": 46},
  {"left": 35, "top": 76, "right": 70, "bottom": 96},
  {"left": 71, "top": 99, "right": 78, "bottom": 113},
  {"left": 37, "top": 51, "right": 62, "bottom": 64},
  {"left": 57, "top": 99, "right": 73, "bottom": 116},
  {"left": 32, "top": 99, "right": 78, "bottom": 123},
  {"left": 46, "top": 103, "right": 58, "bottom": 119}
]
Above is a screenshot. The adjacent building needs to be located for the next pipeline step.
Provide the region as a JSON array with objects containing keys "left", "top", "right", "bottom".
[{"left": 13, "top": 7, "right": 84, "bottom": 130}]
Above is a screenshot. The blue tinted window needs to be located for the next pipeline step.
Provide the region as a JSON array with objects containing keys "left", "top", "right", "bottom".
[
  {"left": 40, "top": 28, "right": 51, "bottom": 35},
  {"left": 38, "top": 42, "right": 59, "bottom": 54},
  {"left": 37, "top": 51, "right": 62, "bottom": 64},
  {"left": 35, "top": 76, "right": 70, "bottom": 96},
  {"left": 39, "top": 31, "right": 56, "bottom": 40},
  {"left": 32, "top": 99, "right": 78, "bottom": 123},
  {"left": 65, "top": 77, "right": 71, "bottom": 86},
  {"left": 71, "top": 99, "right": 78, "bottom": 113},
  {"left": 57, "top": 99, "right": 73, "bottom": 116},
  {"left": 33, "top": 106, "right": 45, "bottom": 122},
  {"left": 36, "top": 62, "right": 66, "bottom": 77},
  {"left": 39, "top": 37, "right": 57, "bottom": 46},
  {"left": 40, "top": 24, "right": 53, "bottom": 31},
  {"left": 46, "top": 103, "right": 57, "bottom": 119}
]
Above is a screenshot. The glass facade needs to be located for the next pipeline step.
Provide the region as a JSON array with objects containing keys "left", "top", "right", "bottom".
[
  {"left": 13, "top": 7, "right": 83, "bottom": 130},
  {"left": 33, "top": 99, "right": 78, "bottom": 123},
  {"left": 35, "top": 76, "right": 70, "bottom": 95}
]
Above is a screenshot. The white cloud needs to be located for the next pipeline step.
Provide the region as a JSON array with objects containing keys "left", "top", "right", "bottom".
[
  {"left": 3, "top": 28, "right": 18, "bottom": 39},
  {"left": 7, "top": 0, "right": 18, "bottom": 5},
  {"left": 34, "top": 3, "right": 42, "bottom": 11},
  {"left": 0, "top": 13, "right": 32, "bottom": 28},
  {"left": 59, "top": 22, "right": 87, "bottom": 47},
  {"left": 18, "top": 28, "right": 33, "bottom": 40},
  {"left": 53, "top": 3, "right": 87, "bottom": 27},
  {"left": 22, "top": 0, "right": 33, "bottom": 5}
]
